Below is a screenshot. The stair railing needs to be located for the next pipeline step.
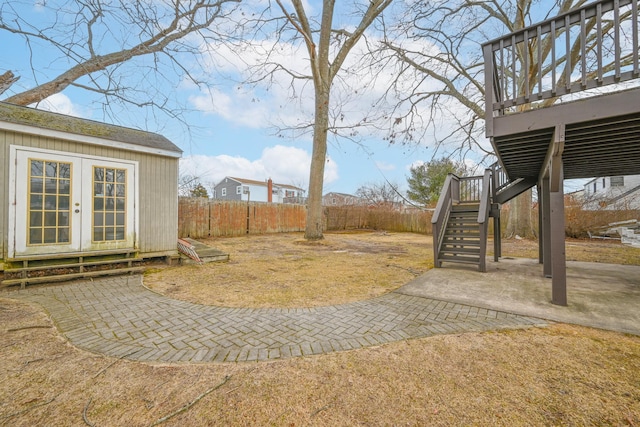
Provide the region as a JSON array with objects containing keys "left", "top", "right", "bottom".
[
  {"left": 477, "top": 169, "right": 492, "bottom": 272},
  {"left": 432, "top": 173, "right": 460, "bottom": 267},
  {"left": 432, "top": 170, "right": 493, "bottom": 270}
]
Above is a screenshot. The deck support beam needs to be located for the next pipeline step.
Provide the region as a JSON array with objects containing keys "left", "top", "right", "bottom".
[
  {"left": 539, "top": 179, "right": 552, "bottom": 278},
  {"left": 548, "top": 125, "right": 567, "bottom": 306}
]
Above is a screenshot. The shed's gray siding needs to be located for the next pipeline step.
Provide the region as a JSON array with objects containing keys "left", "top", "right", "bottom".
[{"left": 1, "top": 128, "right": 179, "bottom": 260}]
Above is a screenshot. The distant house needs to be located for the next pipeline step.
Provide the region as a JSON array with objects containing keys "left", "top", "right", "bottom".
[
  {"left": 213, "top": 177, "right": 305, "bottom": 204},
  {"left": 322, "top": 192, "right": 365, "bottom": 206},
  {"left": 583, "top": 175, "right": 640, "bottom": 210}
]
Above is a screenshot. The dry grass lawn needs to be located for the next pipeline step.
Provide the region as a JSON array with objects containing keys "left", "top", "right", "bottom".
[
  {"left": 144, "top": 232, "right": 432, "bottom": 307},
  {"left": 2, "top": 231, "right": 640, "bottom": 426}
]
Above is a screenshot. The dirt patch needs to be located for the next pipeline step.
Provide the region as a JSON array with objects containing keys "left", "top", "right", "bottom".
[{"left": 144, "top": 231, "right": 432, "bottom": 308}]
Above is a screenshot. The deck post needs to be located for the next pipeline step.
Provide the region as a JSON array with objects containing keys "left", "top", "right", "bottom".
[
  {"left": 540, "top": 178, "right": 552, "bottom": 277},
  {"left": 549, "top": 163, "right": 567, "bottom": 306}
]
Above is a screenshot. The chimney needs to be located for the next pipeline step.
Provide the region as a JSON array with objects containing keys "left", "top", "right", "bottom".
[{"left": 267, "top": 178, "right": 273, "bottom": 203}]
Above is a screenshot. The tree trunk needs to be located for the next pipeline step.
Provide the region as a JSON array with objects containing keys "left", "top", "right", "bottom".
[
  {"left": 304, "top": 87, "right": 330, "bottom": 240},
  {"left": 504, "top": 189, "right": 536, "bottom": 239}
]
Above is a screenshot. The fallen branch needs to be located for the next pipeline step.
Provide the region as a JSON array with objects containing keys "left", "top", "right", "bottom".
[
  {"left": 7, "top": 325, "right": 51, "bottom": 332},
  {"left": 93, "top": 350, "right": 140, "bottom": 379},
  {"left": 149, "top": 375, "right": 231, "bottom": 426},
  {"left": 0, "top": 396, "right": 56, "bottom": 420},
  {"left": 310, "top": 404, "right": 331, "bottom": 418},
  {"left": 83, "top": 398, "right": 95, "bottom": 427},
  {"left": 386, "top": 264, "right": 421, "bottom": 276},
  {"left": 22, "top": 358, "right": 44, "bottom": 369}
]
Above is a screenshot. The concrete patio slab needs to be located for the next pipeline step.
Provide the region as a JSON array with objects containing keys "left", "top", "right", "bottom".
[{"left": 398, "top": 258, "right": 640, "bottom": 335}]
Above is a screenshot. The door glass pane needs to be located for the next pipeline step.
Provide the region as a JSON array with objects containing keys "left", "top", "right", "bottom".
[
  {"left": 45, "top": 162, "right": 57, "bottom": 177},
  {"left": 30, "top": 212, "right": 42, "bottom": 227},
  {"left": 94, "top": 197, "right": 104, "bottom": 211},
  {"left": 58, "top": 228, "right": 69, "bottom": 242},
  {"left": 45, "top": 178, "right": 57, "bottom": 193},
  {"left": 30, "top": 195, "right": 43, "bottom": 210},
  {"left": 43, "top": 228, "right": 56, "bottom": 243},
  {"left": 31, "top": 178, "right": 43, "bottom": 193},
  {"left": 59, "top": 196, "right": 69, "bottom": 210},
  {"left": 44, "top": 212, "right": 57, "bottom": 227},
  {"left": 59, "top": 163, "right": 71, "bottom": 179},
  {"left": 58, "top": 212, "right": 69, "bottom": 227},
  {"left": 29, "top": 228, "right": 42, "bottom": 244},
  {"left": 31, "top": 160, "right": 43, "bottom": 177},
  {"left": 59, "top": 179, "right": 70, "bottom": 195},
  {"left": 27, "top": 159, "right": 72, "bottom": 245},
  {"left": 92, "top": 166, "right": 127, "bottom": 242},
  {"left": 45, "top": 195, "right": 57, "bottom": 210}
]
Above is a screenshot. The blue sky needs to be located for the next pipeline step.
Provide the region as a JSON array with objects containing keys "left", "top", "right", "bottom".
[{"left": 0, "top": 1, "right": 588, "bottom": 196}]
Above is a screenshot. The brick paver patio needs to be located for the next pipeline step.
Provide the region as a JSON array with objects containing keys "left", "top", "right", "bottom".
[{"left": 8, "top": 275, "right": 547, "bottom": 363}]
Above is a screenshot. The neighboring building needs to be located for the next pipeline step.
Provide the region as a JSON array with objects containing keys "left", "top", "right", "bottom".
[
  {"left": 0, "top": 102, "right": 182, "bottom": 273},
  {"left": 583, "top": 175, "right": 640, "bottom": 210},
  {"left": 213, "top": 177, "right": 305, "bottom": 204},
  {"left": 322, "top": 192, "right": 366, "bottom": 206}
]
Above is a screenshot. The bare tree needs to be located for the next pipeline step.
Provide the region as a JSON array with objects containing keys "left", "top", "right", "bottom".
[
  {"left": 233, "top": 0, "right": 393, "bottom": 240},
  {"left": 179, "top": 173, "right": 204, "bottom": 198},
  {"left": 380, "top": 0, "right": 635, "bottom": 238},
  {"left": 0, "top": 0, "right": 239, "bottom": 127},
  {"left": 355, "top": 181, "right": 403, "bottom": 208}
]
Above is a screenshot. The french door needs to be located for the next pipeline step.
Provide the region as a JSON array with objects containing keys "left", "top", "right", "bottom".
[{"left": 10, "top": 147, "right": 137, "bottom": 257}]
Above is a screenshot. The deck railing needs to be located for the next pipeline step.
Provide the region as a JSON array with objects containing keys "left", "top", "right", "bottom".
[{"left": 483, "top": 0, "right": 639, "bottom": 130}]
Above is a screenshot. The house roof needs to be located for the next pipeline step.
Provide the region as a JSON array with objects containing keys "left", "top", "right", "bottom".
[
  {"left": 323, "top": 192, "right": 357, "bottom": 198},
  {"left": 227, "top": 177, "right": 303, "bottom": 191},
  {"left": 0, "top": 102, "right": 182, "bottom": 158}
]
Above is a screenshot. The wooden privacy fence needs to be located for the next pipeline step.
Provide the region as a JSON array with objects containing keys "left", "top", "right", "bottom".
[
  {"left": 179, "top": 198, "right": 435, "bottom": 238},
  {"left": 180, "top": 198, "right": 638, "bottom": 239},
  {"left": 178, "top": 198, "right": 306, "bottom": 238},
  {"left": 324, "top": 206, "right": 433, "bottom": 234}
]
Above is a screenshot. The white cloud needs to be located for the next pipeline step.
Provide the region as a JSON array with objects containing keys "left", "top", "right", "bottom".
[
  {"left": 189, "top": 87, "right": 271, "bottom": 129},
  {"left": 34, "top": 93, "right": 85, "bottom": 117},
  {"left": 179, "top": 145, "right": 339, "bottom": 190},
  {"left": 375, "top": 160, "right": 396, "bottom": 171}
]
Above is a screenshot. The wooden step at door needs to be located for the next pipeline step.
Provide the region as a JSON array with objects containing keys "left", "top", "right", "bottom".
[{"left": 1, "top": 250, "right": 144, "bottom": 289}]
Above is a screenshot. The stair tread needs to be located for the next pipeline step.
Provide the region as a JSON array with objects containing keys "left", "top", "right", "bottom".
[
  {"left": 439, "top": 255, "right": 480, "bottom": 264},
  {"left": 1, "top": 266, "right": 145, "bottom": 287},
  {"left": 440, "top": 247, "right": 480, "bottom": 254}
]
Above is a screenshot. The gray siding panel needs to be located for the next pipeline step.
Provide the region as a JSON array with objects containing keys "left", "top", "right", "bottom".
[
  {"left": 138, "top": 153, "right": 179, "bottom": 253},
  {"left": 214, "top": 178, "right": 242, "bottom": 201}
]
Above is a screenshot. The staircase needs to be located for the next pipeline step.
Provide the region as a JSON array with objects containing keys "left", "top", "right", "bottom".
[
  {"left": 432, "top": 164, "right": 536, "bottom": 272},
  {"left": 438, "top": 203, "right": 482, "bottom": 266}
]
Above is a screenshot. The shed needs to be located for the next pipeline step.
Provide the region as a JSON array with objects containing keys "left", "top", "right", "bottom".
[{"left": 0, "top": 102, "right": 182, "bottom": 284}]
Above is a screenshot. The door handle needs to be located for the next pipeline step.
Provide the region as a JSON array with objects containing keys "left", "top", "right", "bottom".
[{"left": 75, "top": 209, "right": 80, "bottom": 213}]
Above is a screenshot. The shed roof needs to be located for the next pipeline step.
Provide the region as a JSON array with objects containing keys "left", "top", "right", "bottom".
[{"left": 0, "top": 102, "right": 182, "bottom": 157}]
